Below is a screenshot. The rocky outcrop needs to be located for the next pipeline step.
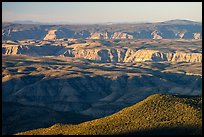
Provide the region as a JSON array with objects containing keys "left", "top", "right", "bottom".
[
  {"left": 176, "top": 32, "right": 185, "bottom": 39},
  {"left": 89, "top": 32, "right": 133, "bottom": 39},
  {"left": 151, "top": 31, "right": 162, "bottom": 39},
  {"left": 89, "top": 32, "right": 109, "bottom": 39},
  {"left": 2, "top": 45, "right": 64, "bottom": 56},
  {"left": 170, "top": 52, "right": 202, "bottom": 62},
  {"left": 123, "top": 50, "right": 202, "bottom": 63},
  {"left": 69, "top": 48, "right": 126, "bottom": 63},
  {"left": 67, "top": 48, "right": 202, "bottom": 63},
  {"left": 193, "top": 33, "right": 201, "bottom": 40},
  {"left": 124, "top": 49, "right": 162, "bottom": 62},
  {"left": 2, "top": 45, "right": 202, "bottom": 63},
  {"left": 2, "top": 45, "right": 22, "bottom": 55},
  {"left": 43, "top": 30, "right": 57, "bottom": 40},
  {"left": 111, "top": 32, "right": 133, "bottom": 39}
]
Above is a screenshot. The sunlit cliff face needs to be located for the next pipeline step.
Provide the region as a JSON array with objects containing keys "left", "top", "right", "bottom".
[{"left": 2, "top": 19, "right": 202, "bottom": 135}]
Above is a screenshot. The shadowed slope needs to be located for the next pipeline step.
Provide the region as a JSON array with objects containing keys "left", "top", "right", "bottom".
[
  {"left": 16, "top": 94, "right": 202, "bottom": 135},
  {"left": 2, "top": 102, "right": 94, "bottom": 135}
]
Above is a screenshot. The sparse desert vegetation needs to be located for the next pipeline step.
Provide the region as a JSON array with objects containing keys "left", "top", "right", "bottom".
[{"left": 16, "top": 94, "right": 202, "bottom": 135}]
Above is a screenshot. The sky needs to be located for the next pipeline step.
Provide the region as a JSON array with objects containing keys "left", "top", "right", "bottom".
[{"left": 2, "top": 2, "right": 202, "bottom": 24}]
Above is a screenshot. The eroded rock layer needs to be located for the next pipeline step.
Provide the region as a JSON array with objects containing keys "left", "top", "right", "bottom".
[{"left": 2, "top": 55, "right": 202, "bottom": 118}]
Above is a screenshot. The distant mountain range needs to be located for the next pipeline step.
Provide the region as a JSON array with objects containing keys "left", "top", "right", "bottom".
[
  {"left": 5, "top": 19, "right": 202, "bottom": 25},
  {"left": 11, "top": 20, "right": 75, "bottom": 25},
  {"left": 2, "top": 19, "right": 202, "bottom": 40},
  {"left": 160, "top": 19, "right": 201, "bottom": 24},
  {"left": 12, "top": 20, "right": 43, "bottom": 24}
]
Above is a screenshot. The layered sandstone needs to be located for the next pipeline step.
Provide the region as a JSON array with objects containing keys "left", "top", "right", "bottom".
[
  {"left": 193, "top": 33, "right": 201, "bottom": 40},
  {"left": 151, "top": 31, "right": 162, "bottom": 39},
  {"left": 2, "top": 45, "right": 202, "bottom": 63},
  {"left": 89, "top": 32, "right": 109, "bottom": 39},
  {"left": 111, "top": 32, "right": 133, "bottom": 39},
  {"left": 43, "top": 30, "right": 57, "bottom": 40}
]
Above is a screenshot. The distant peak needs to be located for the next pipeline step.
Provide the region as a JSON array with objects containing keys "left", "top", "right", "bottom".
[{"left": 161, "top": 19, "right": 199, "bottom": 24}]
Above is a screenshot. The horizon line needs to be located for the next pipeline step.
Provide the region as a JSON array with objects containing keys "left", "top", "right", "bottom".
[{"left": 2, "top": 19, "right": 202, "bottom": 25}]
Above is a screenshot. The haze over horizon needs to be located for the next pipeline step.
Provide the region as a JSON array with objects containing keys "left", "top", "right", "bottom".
[{"left": 2, "top": 2, "right": 202, "bottom": 24}]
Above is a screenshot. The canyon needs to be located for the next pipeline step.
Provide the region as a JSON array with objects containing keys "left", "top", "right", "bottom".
[
  {"left": 2, "top": 39, "right": 202, "bottom": 63},
  {"left": 2, "top": 53, "right": 202, "bottom": 119},
  {"left": 2, "top": 19, "right": 202, "bottom": 135}
]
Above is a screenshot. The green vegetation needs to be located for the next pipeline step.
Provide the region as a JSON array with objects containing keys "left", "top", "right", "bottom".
[{"left": 16, "top": 94, "right": 202, "bottom": 135}]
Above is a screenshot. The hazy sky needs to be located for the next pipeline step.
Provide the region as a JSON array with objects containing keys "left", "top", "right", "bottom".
[{"left": 2, "top": 2, "right": 202, "bottom": 23}]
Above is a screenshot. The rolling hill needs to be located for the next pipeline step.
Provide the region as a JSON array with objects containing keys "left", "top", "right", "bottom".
[{"left": 16, "top": 94, "right": 202, "bottom": 135}]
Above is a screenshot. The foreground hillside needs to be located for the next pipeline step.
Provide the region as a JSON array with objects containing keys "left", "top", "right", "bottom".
[{"left": 17, "top": 94, "right": 202, "bottom": 135}]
